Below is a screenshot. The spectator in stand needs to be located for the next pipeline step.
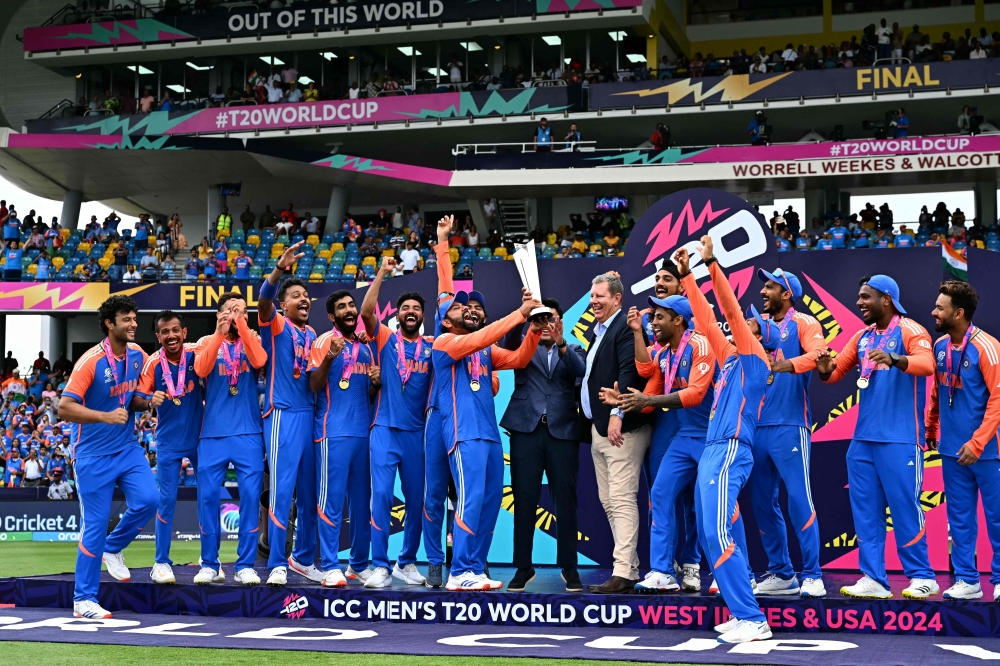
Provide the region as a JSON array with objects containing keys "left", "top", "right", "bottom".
[
  {"left": 776, "top": 231, "right": 791, "bottom": 252},
  {"left": 749, "top": 55, "right": 768, "bottom": 74},
  {"left": 133, "top": 213, "right": 152, "bottom": 251},
  {"left": 5, "top": 448, "right": 23, "bottom": 487},
  {"left": 925, "top": 232, "right": 941, "bottom": 247},
  {"left": 949, "top": 213, "right": 966, "bottom": 237},
  {"left": 122, "top": 263, "right": 141, "bottom": 283},
  {"left": 781, "top": 43, "right": 798, "bottom": 66},
  {"left": 829, "top": 218, "right": 849, "bottom": 248},
  {"left": 33, "top": 352, "right": 50, "bottom": 374},
  {"left": 825, "top": 203, "right": 843, "bottom": 224},
  {"left": 3, "top": 205, "right": 17, "bottom": 245},
  {"left": 571, "top": 233, "right": 588, "bottom": 255},
  {"left": 4, "top": 241, "right": 22, "bottom": 282},
  {"left": 784, "top": 206, "right": 801, "bottom": 236},
  {"left": 138, "top": 89, "right": 156, "bottom": 113},
  {"left": 140, "top": 245, "right": 160, "bottom": 272},
  {"left": 893, "top": 107, "right": 909, "bottom": 138},
  {"left": 302, "top": 212, "right": 320, "bottom": 235},
  {"left": 184, "top": 250, "right": 201, "bottom": 281},
  {"left": 448, "top": 55, "right": 463, "bottom": 83},
  {"left": 48, "top": 469, "right": 72, "bottom": 499},
  {"left": 161, "top": 254, "right": 177, "bottom": 280},
  {"left": 365, "top": 72, "right": 382, "bottom": 98},
  {"left": 796, "top": 230, "right": 811, "bottom": 250},
  {"left": 877, "top": 203, "right": 894, "bottom": 230},
  {"left": 259, "top": 205, "right": 278, "bottom": 231},
  {"left": 649, "top": 123, "right": 668, "bottom": 150},
  {"left": 748, "top": 111, "right": 768, "bottom": 145},
  {"left": 240, "top": 205, "right": 256, "bottom": 232},
  {"left": 34, "top": 252, "right": 52, "bottom": 281},
  {"left": 969, "top": 40, "right": 987, "bottom": 59},
  {"left": 160, "top": 92, "right": 174, "bottom": 111},
  {"left": 382, "top": 72, "right": 401, "bottom": 94},
  {"left": 917, "top": 205, "right": 933, "bottom": 231},
  {"left": 933, "top": 202, "right": 951, "bottom": 228},
  {"left": 360, "top": 235, "right": 380, "bottom": 260},
  {"left": 564, "top": 123, "right": 582, "bottom": 150},
  {"left": 346, "top": 82, "right": 361, "bottom": 99},
  {"left": 285, "top": 83, "right": 303, "bottom": 103},
  {"left": 215, "top": 206, "right": 232, "bottom": 238},
  {"left": 534, "top": 117, "right": 553, "bottom": 152},
  {"left": 859, "top": 203, "right": 878, "bottom": 230},
  {"left": 278, "top": 203, "right": 298, "bottom": 234},
  {"left": 895, "top": 226, "right": 915, "bottom": 247},
  {"left": 304, "top": 82, "right": 320, "bottom": 102},
  {"left": 233, "top": 249, "right": 253, "bottom": 281},
  {"left": 22, "top": 449, "right": 43, "bottom": 487},
  {"left": 873, "top": 229, "right": 891, "bottom": 248},
  {"left": 816, "top": 232, "right": 833, "bottom": 250},
  {"left": 390, "top": 227, "right": 406, "bottom": 251},
  {"left": 24, "top": 227, "right": 45, "bottom": 251},
  {"left": 399, "top": 242, "right": 420, "bottom": 274}
]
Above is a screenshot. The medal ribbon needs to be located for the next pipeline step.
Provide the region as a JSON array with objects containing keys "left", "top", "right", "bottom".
[
  {"left": 771, "top": 307, "right": 796, "bottom": 360},
  {"left": 709, "top": 356, "right": 737, "bottom": 418},
  {"left": 661, "top": 330, "right": 693, "bottom": 395},
  {"left": 221, "top": 339, "right": 244, "bottom": 388},
  {"left": 291, "top": 325, "right": 315, "bottom": 378},
  {"left": 858, "top": 315, "right": 901, "bottom": 382},
  {"left": 945, "top": 325, "right": 976, "bottom": 407},
  {"left": 340, "top": 340, "right": 361, "bottom": 384},
  {"left": 158, "top": 347, "right": 186, "bottom": 401},
  {"left": 101, "top": 338, "right": 128, "bottom": 408},
  {"left": 396, "top": 331, "right": 423, "bottom": 387},
  {"left": 470, "top": 350, "right": 482, "bottom": 385}
]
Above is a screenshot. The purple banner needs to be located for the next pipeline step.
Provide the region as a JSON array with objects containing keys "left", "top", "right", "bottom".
[{"left": 589, "top": 60, "right": 999, "bottom": 110}]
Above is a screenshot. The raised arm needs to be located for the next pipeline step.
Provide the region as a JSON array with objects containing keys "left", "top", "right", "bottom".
[
  {"left": 627, "top": 307, "right": 652, "bottom": 364},
  {"left": 236, "top": 317, "right": 267, "bottom": 370},
  {"left": 435, "top": 215, "right": 454, "bottom": 297},
  {"left": 492, "top": 326, "right": 542, "bottom": 371},
  {"left": 258, "top": 241, "right": 304, "bottom": 325},
  {"left": 702, "top": 238, "right": 768, "bottom": 364},
  {"left": 433, "top": 292, "right": 540, "bottom": 360},
  {"left": 361, "top": 257, "right": 394, "bottom": 337},
  {"left": 676, "top": 247, "right": 734, "bottom": 363}
]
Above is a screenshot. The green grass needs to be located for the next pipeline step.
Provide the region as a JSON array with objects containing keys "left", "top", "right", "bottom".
[{"left": 0, "top": 543, "right": 704, "bottom": 665}]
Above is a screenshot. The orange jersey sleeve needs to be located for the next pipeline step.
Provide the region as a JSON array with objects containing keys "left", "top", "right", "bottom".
[
  {"left": 374, "top": 322, "right": 393, "bottom": 353},
  {"left": 681, "top": 272, "right": 735, "bottom": 364},
  {"left": 636, "top": 346, "right": 658, "bottom": 378},
  {"left": 900, "top": 319, "right": 935, "bottom": 377},
  {"left": 676, "top": 332, "right": 716, "bottom": 409},
  {"left": 194, "top": 334, "right": 224, "bottom": 378},
  {"left": 63, "top": 350, "right": 100, "bottom": 401},
  {"left": 822, "top": 329, "right": 863, "bottom": 383},
  {"left": 258, "top": 309, "right": 286, "bottom": 336},
  {"left": 139, "top": 352, "right": 159, "bottom": 395},
  {"left": 709, "top": 261, "right": 768, "bottom": 364},
  {"left": 967, "top": 335, "right": 1000, "bottom": 457},
  {"left": 236, "top": 317, "right": 267, "bottom": 370},
  {"left": 435, "top": 242, "right": 453, "bottom": 297},
  {"left": 307, "top": 333, "right": 332, "bottom": 372},
  {"left": 432, "top": 310, "right": 527, "bottom": 360},
  {"left": 492, "top": 328, "right": 541, "bottom": 371},
  {"left": 639, "top": 350, "right": 665, "bottom": 413},
  {"left": 789, "top": 314, "right": 827, "bottom": 374}
]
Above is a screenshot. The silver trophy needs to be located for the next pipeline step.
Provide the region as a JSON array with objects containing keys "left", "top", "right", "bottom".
[{"left": 513, "top": 240, "right": 551, "bottom": 319}]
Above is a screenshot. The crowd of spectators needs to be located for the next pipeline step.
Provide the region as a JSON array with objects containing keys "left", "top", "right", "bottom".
[{"left": 770, "top": 201, "right": 990, "bottom": 254}]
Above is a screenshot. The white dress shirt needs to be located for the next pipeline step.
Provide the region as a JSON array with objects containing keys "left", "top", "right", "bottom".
[{"left": 581, "top": 308, "right": 621, "bottom": 420}]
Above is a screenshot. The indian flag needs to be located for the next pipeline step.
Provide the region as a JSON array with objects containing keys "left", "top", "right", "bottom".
[{"left": 942, "top": 242, "right": 968, "bottom": 280}]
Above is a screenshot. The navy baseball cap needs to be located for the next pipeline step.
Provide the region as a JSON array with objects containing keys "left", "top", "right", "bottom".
[
  {"left": 648, "top": 295, "right": 693, "bottom": 325},
  {"left": 757, "top": 267, "right": 802, "bottom": 301},
  {"left": 437, "top": 290, "right": 469, "bottom": 320},
  {"left": 864, "top": 274, "right": 907, "bottom": 315},
  {"left": 468, "top": 290, "right": 486, "bottom": 310},
  {"left": 746, "top": 304, "right": 782, "bottom": 350}
]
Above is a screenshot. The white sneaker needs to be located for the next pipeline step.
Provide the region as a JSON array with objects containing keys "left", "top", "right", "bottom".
[
  {"left": 267, "top": 566, "right": 287, "bottom": 587},
  {"left": 634, "top": 571, "right": 680, "bottom": 593},
  {"left": 755, "top": 573, "right": 800, "bottom": 596},
  {"left": 994, "top": 585, "right": 1000, "bottom": 602},
  {"left": 943, "top": 580, "right": 982, "bottom": 600},
  {"left": 717, "top": 619, "right": 772, "bottom": 644},
  {"left": 346, "top": 565, "right": 373, "bottom": 583},
  {"left": 150, "top": 563, "right": 175, "bottom": 585},
  {"left": 714, "top": 617, "right": 740, "bottom": 633},
  {"left": 478, "top": 572, "right": 503, "bottom": 590},
  {"left": 73, "top": 600, "right": 111, "bottom": 619},
  {"left": 365, "top": 567, "right": 392, "bottom": 589},
  {"left": 681, "top": 564, "right": 701, "bottom": 592},
  {"left": 903, "top": 578, "right": 940, "bottom": 599},
  {"left": 288, "top": 557, "right": 324, "bottom": 583},
  {"left": 709, "top": 578, "right": 719, "bottom": 595},
  {"left": 446, "top": 571, "right": 489, "bottom": 591},
  {"left": 393, "top": 562, "right": 426, "bottom": 586},
  {"left": 102, "top": 551, "right": 130, "bottom": 581},
  {"left": 193, "top": 567, "right": 221, "bottom": 585},
  {"left": 800, "top": 577, "right": 827, "bottom": 598},
  {"left": 235, "top": 568, "right": 260, "bottom": 586},
  {"left": 322, "top": 569, "right": 347, "bottom": 588},
  {"left": 841, "top": 575, "right": 892, "bottom": 599}
]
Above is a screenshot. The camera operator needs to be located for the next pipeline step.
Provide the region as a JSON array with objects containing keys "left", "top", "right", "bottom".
[
  {"left": 891, "top": 107, "right": 909, "bottom": 138},
  {"left": 748, "top": 111, "right": 769, "bottom": 146}
]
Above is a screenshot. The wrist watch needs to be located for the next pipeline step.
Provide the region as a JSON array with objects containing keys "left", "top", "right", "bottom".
[
  {"left": 889, "top": 352, "right": 901, "bottom": 367},
  {"left": 557, "top": 341, "right": 567, "bottom": 349}
]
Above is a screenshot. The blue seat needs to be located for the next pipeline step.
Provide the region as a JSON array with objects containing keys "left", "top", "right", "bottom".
[
  {"left": 954, "top": 241, "right": 967, "bottom": 250},
  {"left": 987, "top": 239, "right": 1000, "bottom": 251},
  {"left": 324, "top": 273, "right": 339, "bottom": 282}
]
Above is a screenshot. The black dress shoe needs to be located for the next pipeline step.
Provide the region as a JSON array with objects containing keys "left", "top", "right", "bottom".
[
  {"left": 591, "top": 575, "right": 639, "bottom": 594},
  {"left": 507, "top": 568, "right": 535, "bottom": 592},
  {"left": 562, "top": 568, "right": 583, "bottom": 592}
]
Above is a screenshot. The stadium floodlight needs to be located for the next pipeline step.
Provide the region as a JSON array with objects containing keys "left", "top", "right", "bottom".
[
  {"left": 186, "top": 62, "right": 213, "bottom": 71},
  {"left": 541, "top": 36, "right": 561, "bottom": 46},
  {"left": 298, "top": 75, "right": 314, "bottom": 85},
  {"left": 322, "top": 52, "right": 337, "bottom": 60},
  {"left": 397, "top": 46, "right": 422, "bottom": 56},
  {"left": 126, "top": 65, "right": 154, "bottom": 75},
  {"left": 259, "top": 56, "right": 284, "bottom": 65},
  {"left": 608, "top": 31, "right": 627, "bottom": 41},
  {"left": 626, "top": 53, "right": 647, "bottom": 63},
  {"left": 461, "top": 41, "right": 482, "bottom": 51},
  {"left": 166, "top": 85, "right": 190, "bottom": 93}
]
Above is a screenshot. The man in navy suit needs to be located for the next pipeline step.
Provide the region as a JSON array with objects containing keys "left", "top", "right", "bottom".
[{"left": 500, "top": 298, "right": 587, "bottom": 592}]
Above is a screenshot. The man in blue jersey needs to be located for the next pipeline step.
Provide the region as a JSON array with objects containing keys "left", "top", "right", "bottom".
[
  {"left": 309, "top": 290, "right": 379, "bottom": 588},
  {"left": 193, "top": 293, "right": 267, "bottom": 586},
  {"left": 926, "top": 281, "right": 1000, "bottom": 601},
  {"left": 59, "top": 295, "right": 158, "bottom": 619},
  {"left": 750, "top": 269, "right": 828, "bottom": 598},
  {"left": 140, "top": 310, "right": 204, "bottom": 585},
  {"left": 258, "top": 243, "right": 323, "bottom": 586},
  {"left": 233, "top": 249, "right": 253, "bottom": 281},
  {"left": 817, "top": 274, "right": 938, "bottom": 600},
  {"left": 675, "top": 240, "right": 773, "bottom": 644},
  {"left": 360, "top": 256, "right": 434, "bottom": 588}
]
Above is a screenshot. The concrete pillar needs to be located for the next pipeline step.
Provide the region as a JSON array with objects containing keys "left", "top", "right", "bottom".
[
  {"left": 44, "top": 315, "right": 67, "bottom": 362},
  {"left": 840, "top": 191, "right": 852, "bottom": 220},
  {"left": 824, "top": 186, "right": 840, "bottom": 218},
  {"left": 466, "top": 199, "right": 488, "bottom": 237},
  {"left": 804, "top": 189, "right": 825, "bottom": 230},
  {"left": 60, "top": 190, "right": 83, "bottom": 230},
  {"left": 327, "top": 185, "right": 351, "bottom": 233},
  {"left": 975, "top": 178, "right": 998, "bottom": 226},
  {"left": 207, "top": 186, "right": 225, "bottom": 241},
  {"left": 535, "top": 197, "right": 552, "bottom": 231}
]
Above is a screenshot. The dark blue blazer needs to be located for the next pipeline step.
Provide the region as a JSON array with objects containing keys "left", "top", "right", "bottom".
[{"left": 499, "top": 331, "right": 587, "bottom": 442}]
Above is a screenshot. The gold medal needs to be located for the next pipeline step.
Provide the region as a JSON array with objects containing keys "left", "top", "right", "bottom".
[
  {"left": 229, "top": 385, "right": 239, "bottom": 396},
  {"left": 767, "top": 373, "right": 774, "bottom": 385},
  {"left": 339, "top": 378, "right": 350, "bottom": 390},
  {"left": 710, "top": 409, "right": 715, "bottom": 420},
  {"left": 172, "top": 397, "right": 182, "bottom": 406},
  {"left": 293, "top": 368, "right": 301, "bottom": 379},
  {"left": 470, "top": 380, "right": 481, "bottom": 392},
  {"left": 661, "top": 407, "right": 670, "bottom": 412},
  {"left": 857, "top": 377, "right": 869, "bottom": 389}
]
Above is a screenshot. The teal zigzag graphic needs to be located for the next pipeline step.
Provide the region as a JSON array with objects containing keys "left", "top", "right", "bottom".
[
  {"left": 401, "top": 89, "right": 570, "bottom": 120},
  {"left": 55, "top": 111, "right": 197, "bottom": 137},
  {"left": 584, "top": 148, "right": 709, "bottom": 166},
  {"left": 312, "top": 155, "right": 392, "bottom": 173},
  {"left": 536, "top": 0, "right": 616, "bottom": 11},
  {"left": 86, "top": 136, "right": 186, "bottom": 150},
  {"left": 56, "top": 19, "right": 192, "bottom": 45}
]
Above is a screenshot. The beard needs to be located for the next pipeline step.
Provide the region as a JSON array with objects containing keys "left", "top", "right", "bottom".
[
  {"left": 445, "top": 312, "right": 468, "bottom": 333},
  {"left": 333, "top": 313, "right": 357, "bottom": 336},
  {"left": 399, "top": 316, "right": 423, "bottom": 336}
]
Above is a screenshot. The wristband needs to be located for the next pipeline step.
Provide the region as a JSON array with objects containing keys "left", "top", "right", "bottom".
[
  {"left": 704, "top": 257, "right": 719, "bottom": 267},
  {"left": 259, "top": 278, "right": 279, "bottom": 300}
]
